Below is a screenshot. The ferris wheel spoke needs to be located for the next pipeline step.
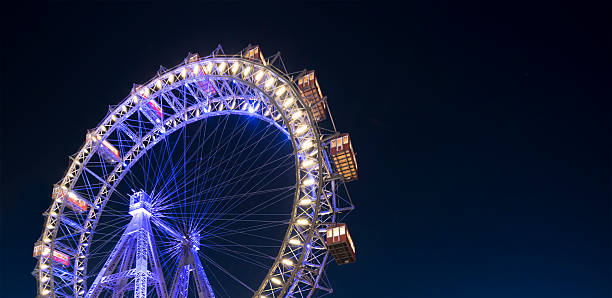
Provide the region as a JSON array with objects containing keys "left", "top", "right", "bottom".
[
  {"left": 203, "top": 244, "right": 272, "bottom": 270},
  {"left": 158, "top": 187, "right": 293, "bottom": 212},
  {"left": 186, "top": 117, "right": 270, "bottom": 226},
  {"left": 120, "top": 115, "right": 203, "bottom": 209},
  {"left": 154, "top": 115, "right": 240, "bottom": 212},
  {"left": 206, "top": 243, "right": 282, "bottom": 248},
  {"left": 163, "top": 163, "right": 285, "bottom": 228},
  {"left": 204, "top": 221, "right": 288, "bottom": 244},
  {"left": 204, "top": 262, "right": 231, "bottom": 297},
  {"left": 152, "top": 129, "right": 186, "bottom": 210},
  {"left": 141, "top": 116, "right": 284, "bottom": 216},
  {"left": 196, "top": 147, "right": 292, "bottom": 229},
  {"left": 149, "top": 128, "right": 184, "bottom": 196},
  {"left": 158, "top": 212, "right": 291, "bottom": 217},
  {"left": 178, "top": 142, "right": 289, "bottom": 202},
  {"left": 200, "top": 190, "right": 289, "bottom": 234},
  {"left": 201, "top": 168, "right": 295, "bottom": 234},
  {"left": 202, "top": 130, "right": 282, "bottom": 200},
  {"left": 203, "top": 164, "right": 294, "bottom": 222},
  {"left": 198, "top": 251, "right": 256, "bottom": 293},
  {"left": 183, "top": 148, "right": 292, "bottom": 209},
  {"left": 204, "top": 129, "right": 290, "bottom": 194},
  {"left": 155, "top": 157, "right": 293, "bottom": 214}
]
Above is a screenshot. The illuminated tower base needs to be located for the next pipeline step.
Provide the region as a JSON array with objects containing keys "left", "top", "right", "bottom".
[{"left": 86, "top": 191, "right": 168, "bottom": 298}]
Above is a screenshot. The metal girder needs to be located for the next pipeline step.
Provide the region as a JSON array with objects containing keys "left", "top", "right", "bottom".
[
  {"left": 116, "top": 122, "right": 141, "bottom": 144},
  {"left": 160, "top": 92, "right": 183, "bottom": 114},
  {"left": 183, "top": 83, "right": 202, "bottom": 104}
]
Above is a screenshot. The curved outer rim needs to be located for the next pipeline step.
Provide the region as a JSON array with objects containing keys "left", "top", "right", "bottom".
[{"left": 36, "top": 56, "right": 339, "bottom": 298}]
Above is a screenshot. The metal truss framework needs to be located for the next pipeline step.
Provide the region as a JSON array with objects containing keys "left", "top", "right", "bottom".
[
  {"left": 34, "top": 46, "right": 356, "bottom": 297},
  {"left": 87, "top": 192, "right": 167, "bottom": 297}
]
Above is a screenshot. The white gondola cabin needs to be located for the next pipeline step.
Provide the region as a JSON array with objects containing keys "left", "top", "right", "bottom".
[
  {"left": 297, "top": 71, "right": 327, "bottom": 122},
  {"left": 53, "top": 187, "right": 88, "bottom": 213},
  {"left": 90, "top": 133, "right": 123, "bottom": 164},
  {"left": 147, "top": 99, "right": 164, "bottom": 120},
  {"left": 135, "top": 84, "right": 164, "bottom": 123},
  {"left": 33, "top": 244, "right": 70, "bottom": 266},
  {"left": 326, "top": 224, "right": 356, "bottom": 265},
  {"left": 186, "top": 53, "right": 200, "bottom": 63},
  {"left": 329, "top": 133, "right": 358, "bottom": 181}
]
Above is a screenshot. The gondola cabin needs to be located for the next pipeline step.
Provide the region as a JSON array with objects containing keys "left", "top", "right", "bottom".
[
  {"left": 102, "top": 140, "right": 120, "bottom": 160},
  {"left": 135, "top": 85, "right": 163, "bottom": 123},
  {"left": 243, "top": 45, "right": 265, "bottom": 63},
  {"left": 54, "top": 188, "right": 88, "bottom": 213},
  {"left": 89, "top": 133, "right": 122, "bottom": 164},
  {"left": 147, "top": 99, "right": 163, "bottom": 119},
  {"left": 187, "top": 53, "right": 200, "bottom": 63},
  {"left": 296, "top": 71, "right": 327, "bottom": 122},
  {"left": 99, "top": 138, "right": 122, "bottom": 164},
  {"left": 326, "top": 224, "right": 356, "bottom": 265},
  {"left": 33, "top": 244, "right": 70, "bottom": 266},
  {"left": 329, "top": 134, "right": 358, "bottom": 181}
]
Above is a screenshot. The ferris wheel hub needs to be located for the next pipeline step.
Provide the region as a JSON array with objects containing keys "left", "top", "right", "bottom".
[{"left": 179, "top": 231, "right": 201, "bottom": 251}]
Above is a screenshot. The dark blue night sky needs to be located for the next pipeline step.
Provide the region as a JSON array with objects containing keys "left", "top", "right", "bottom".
[{"left": 1, "top": 2, "right": 609, "bottom": 297}]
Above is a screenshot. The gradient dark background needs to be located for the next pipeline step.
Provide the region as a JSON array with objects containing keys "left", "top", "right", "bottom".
[{"left": 1, "top": 2, "right": 610, "bottom": 297}]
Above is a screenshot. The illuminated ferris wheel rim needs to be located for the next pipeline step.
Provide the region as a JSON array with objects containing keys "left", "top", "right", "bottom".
[{"left": 37, "top": 47, "right": 355, "bottom": 297}]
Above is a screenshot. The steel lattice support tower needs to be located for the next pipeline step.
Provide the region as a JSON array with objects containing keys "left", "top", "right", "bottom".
[
  {"left": 169, "top": 233, "right": 215, "bottom": 298},
  {"left": 86, "top": 191, "right": 168, "bottom": 298}
]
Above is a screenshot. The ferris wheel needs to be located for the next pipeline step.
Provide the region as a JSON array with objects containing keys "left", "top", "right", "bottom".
[{"left": 33, "top": 45, "right": 359, "bottom": 298}]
